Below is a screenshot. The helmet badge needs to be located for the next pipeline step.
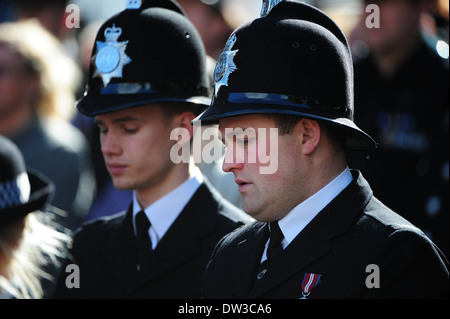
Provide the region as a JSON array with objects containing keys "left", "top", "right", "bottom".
[
  {"left": 93, "top": 24, "right": 132, "bottom": 87},
  {"left": 213, "top": 33, "right": 238, "bottom": 94},
  {"left": 260, "top": 0, "right": 283, "bottom": 17},
  {"left": 126, "top": 0, "right": 142, "bottom": 9}
]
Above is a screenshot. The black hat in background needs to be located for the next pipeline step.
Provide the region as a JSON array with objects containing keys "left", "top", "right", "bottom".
[
  {"left": 77, "top": 0, "right": 210, "bottom": 117},
  {"left": 194, "top": 0, "right": 377, "bottom": 152},
  {"left": 0, "top": 136, "right": 53, "bottom": 226}
]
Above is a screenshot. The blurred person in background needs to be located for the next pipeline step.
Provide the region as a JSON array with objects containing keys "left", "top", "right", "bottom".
[
  {"left": 12, "top": 0, "right": 69, "bottom": 39},
  {"left": 418, "top": 0, "right": 448, "bottom": 46},
  {"left": 9, "top": 0, "right": 128, "bottom": 222},
  {"left": 0, "top": 135, "right": 71, "bottom": 299},
  {"left": 348, "top": 0, "right": 449, "bottom": 258},
  {"left": 0, "top": 20, "right": 95, "bottom": 232},
  {"left": 177, "top": 0, "right": 232, "bottom": 60},
  {"left": 6, "top": 0, "right": 80, "bottom": 62}
]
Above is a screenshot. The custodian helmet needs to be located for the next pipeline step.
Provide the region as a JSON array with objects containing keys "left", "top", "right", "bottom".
[
  {"left": 0, "top": 135, "right": 53, "bottom": 225},
  {"left": 194, "top": 0, "right": 376, "bottom": 151},
  {"left": 77, "top": 0, "right": 210, "bottom": 116}
]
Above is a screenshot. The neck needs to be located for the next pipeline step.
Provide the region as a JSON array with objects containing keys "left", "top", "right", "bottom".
[
  {"left": 134, "top": 160, "right": 193, "bottom": 209},
  {"left": 304, "top": 147, "right": 348, "bottom": 201}
]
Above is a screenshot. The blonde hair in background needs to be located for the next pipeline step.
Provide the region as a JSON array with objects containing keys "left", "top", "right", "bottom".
[
  {"left": 0, "top": 19, "right": 81, "bottom": 120},
  {"left": 0, "top": 212, "right": 71, "bottom": 299}
]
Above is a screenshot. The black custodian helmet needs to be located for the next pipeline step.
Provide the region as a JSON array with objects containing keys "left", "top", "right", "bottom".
[
  {"left": 77, "top": 0, "right": 210, "bottom": 116},
  {"left": 194, "top": 0, "right": 376, "bottom": 152},
  {"left": 0, "top": 135, "right": 53, "bottom": 226}
]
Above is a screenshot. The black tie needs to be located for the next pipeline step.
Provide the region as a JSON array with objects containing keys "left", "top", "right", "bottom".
[
  {"left": 135, "top": 210, "right": 152, "bottom": 270},
  {"left": 267, "top": 221, "right": 284, "bottom": 261},
  {"left": 255, "top": 221, "right": 284, "bottom": 282}
]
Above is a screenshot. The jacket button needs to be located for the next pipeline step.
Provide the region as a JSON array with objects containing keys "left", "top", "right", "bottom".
[{"left": 257, "top": 269, "right": 267, "bottom": 280}]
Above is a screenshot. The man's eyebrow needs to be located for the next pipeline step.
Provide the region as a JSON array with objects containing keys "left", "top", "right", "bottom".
[{"left": 112, "top": 116, "right": 144, "bottom": 123}]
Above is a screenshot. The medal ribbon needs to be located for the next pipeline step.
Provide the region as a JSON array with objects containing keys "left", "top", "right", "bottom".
[{"left": 301, "top": 273, "right": 322, "bottom": 296}]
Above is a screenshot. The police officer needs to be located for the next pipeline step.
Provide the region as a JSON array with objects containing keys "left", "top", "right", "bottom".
[
  {"left": 197, "top": 0, "right": 449, "bottom": 298},
  {"left": 54, "top": 0, "right": 251, "bottom": 298}
]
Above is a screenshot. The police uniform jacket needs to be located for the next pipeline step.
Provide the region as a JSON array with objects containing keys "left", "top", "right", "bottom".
[
  {"left": 54, "top": 181, "right": 250, "bottom": 298},
  {"left": 202, "top": 170, "right": 449, "bottom": 299}
]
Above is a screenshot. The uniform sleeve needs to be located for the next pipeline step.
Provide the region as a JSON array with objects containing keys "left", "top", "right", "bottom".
[{"left": 368, "top": 228, "right": 449, "bottom": 298}]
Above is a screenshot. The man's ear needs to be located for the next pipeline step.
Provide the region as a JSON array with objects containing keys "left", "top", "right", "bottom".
[
  {"left": 174, "top": 111, "right": 196, "bottom": 140},
  {"left": 295, "top": 118, "right": 321, "bottom": 155}
]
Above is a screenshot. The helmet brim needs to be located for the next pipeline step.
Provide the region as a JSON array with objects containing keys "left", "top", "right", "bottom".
[
  {"left": 0, "top": 170, "right": 53, "bottom": 225},
  {"left": 77, "top": 93, "right": 211, "bottom": 117},
  {"left": 193, "top": 103, "right": 377, "bottom": 152}
]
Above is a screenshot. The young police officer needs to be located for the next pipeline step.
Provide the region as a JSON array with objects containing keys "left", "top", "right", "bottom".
[
  {"left": 54, "top": 0, "right": 250, "bottom": 298},
  {"left": 197, "top": 0, "right": 449, "bottom": 298}
]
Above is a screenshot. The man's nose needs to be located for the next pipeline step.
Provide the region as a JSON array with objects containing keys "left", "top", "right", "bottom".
[
  {"left": 101, "top": 131, "right": 121, "bottom": 156},
  {"left": 222, "top": 144, "right": 244, "bottom": 173}
]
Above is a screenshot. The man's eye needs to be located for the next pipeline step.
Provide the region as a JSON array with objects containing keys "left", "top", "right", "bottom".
[{"left": 123, "top": 127, "right": 138, "bottom": 133}]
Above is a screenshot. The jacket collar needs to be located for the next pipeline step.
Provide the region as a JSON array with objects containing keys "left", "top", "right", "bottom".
[
  {"left": 99, "top": 182, "right": 219, "bottom": 293},
  {"left": 239, "top": 170, "right": 373, "bottom": 298}
]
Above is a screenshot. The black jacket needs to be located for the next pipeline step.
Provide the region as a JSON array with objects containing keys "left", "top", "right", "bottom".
[
  {"left": 54, "top": 182, "right": 251, "bottom": 298},
  {"left": 202, "top": 171, "right": 449, "bottom": 299}
]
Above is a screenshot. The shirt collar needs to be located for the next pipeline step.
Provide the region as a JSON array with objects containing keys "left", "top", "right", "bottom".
[
  {"left": 278, "top": 167, "right": 353, "bottom": 248},
  {"left": 132, "top": 167, "right": 203, "bottom": 244}
]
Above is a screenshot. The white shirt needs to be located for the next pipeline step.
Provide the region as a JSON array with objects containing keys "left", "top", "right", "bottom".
[
  {"left": 132, "top": 167, "right": 203, "bottom": 250},
  {"left": 261, "top": 167, "right": 353, "bottom": 262}
]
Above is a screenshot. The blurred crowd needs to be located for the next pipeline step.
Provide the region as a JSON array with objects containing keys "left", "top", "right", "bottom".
[{"left": 0, "top": 0, "right": 448, "bottom": 298}]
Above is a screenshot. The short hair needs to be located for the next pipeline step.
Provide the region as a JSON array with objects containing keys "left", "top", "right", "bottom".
[
  {"left": 159, "top": 102, "right": 206, "bottom": 120},
  {"left": 269, "top": 113, "right": 346, "bottom": 152}
]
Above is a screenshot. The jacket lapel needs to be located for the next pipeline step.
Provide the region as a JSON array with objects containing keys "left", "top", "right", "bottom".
[
  {"left": 99, "top": 205, "right": 139, "bottom": 291},
  {"left": 129, "top": 183, "right": 218, "bottom": 291},
  {"left": 249, "top": 170, "right": 373, "bottom": 298},
  {"left": 234, "top": 222, "right": 268, "bottom": 298}
]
